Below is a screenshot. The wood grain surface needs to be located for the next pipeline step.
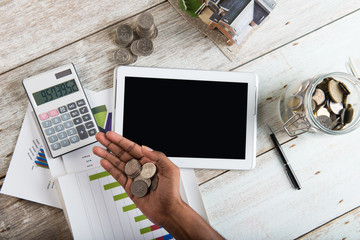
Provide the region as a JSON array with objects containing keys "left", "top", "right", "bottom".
[{"left": 1, "top": 0, "right": 360, "bottom": 239}]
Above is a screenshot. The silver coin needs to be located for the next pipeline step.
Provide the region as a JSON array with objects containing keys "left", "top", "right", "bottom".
[
  {"left": 130, "top": 40, "right": 141, "bottom": 56},
  {"left": 137, "top": 38, "right": 154, "bottom": 56},
  {"left": 150, "top": 175, "right": 158, "bottom": 191},
  {"left": 130, "top": 180, "right": 148, "bottom": 198},
  {"left": 311, "top": 99, "right": 317, "bottom": 111},
  {"left": 339, "top": 81, "right": 351, "bottom": 95},
  {"left": 328, "top": 79, "right": 343, "bottom": 103},
  {"left": 125, "top": 159, "right": 141, "bottom": 178},
  {"left": 115, "top": 24, "right": 133, "bottom": 46},
  {"left": 344, "top": 105, "right": 354, "bottom": 124},
  {"left": 288, "top": 95, "right": 303, "bottom": 110},
  {"left": 140, "top": 162, "right": 156, "bottom": 179},
  {"left": 114, "top": 48, "right": 132, "bottom": 65},
  {"left": 317, "top": 115, "right": 332, "bottom": 129},
  {"left": 134, "top": 175, "right": 151, "bottom": 187},
  {"left": 137, "top": 12, "right": 154, "bottom": 31},
  {"left": 312, "top": 88, "right": 325, "bottom": 105},
  {"left": 329, "top": 101, "right": 344, "bottom": 115},
  {"left": 316, "top": 107, "right": 330, "bottom": 117}
]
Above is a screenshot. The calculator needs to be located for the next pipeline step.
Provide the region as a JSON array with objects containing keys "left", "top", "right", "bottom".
[{"left": 23, "top": 63, "right": 99, "bottom": 158}]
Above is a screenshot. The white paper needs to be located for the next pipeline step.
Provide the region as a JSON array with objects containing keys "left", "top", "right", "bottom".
[{"left": 0, "top": 105, "right": 61, "bottom": 208}]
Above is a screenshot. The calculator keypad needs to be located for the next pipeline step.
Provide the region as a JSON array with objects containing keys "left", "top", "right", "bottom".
[{"left": 39, "top": 99, "right": 97, "bottom": 152}]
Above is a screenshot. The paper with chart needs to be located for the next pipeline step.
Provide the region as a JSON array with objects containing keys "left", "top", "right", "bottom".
[
  {"left": 58, "top": 167, "right": 173, "bottom": 240},
  {"left": 0, "top": 89, "right": 96, "bottom": 208},
  {"left": 61, "top": 88, "right": 113, "bottom": 174},
  {"left": 0, "top": 105, "right": 61, "bottom": 208}
]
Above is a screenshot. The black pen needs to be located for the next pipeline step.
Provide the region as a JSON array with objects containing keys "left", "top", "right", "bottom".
[{"left": 268, "top": 125, "right": 301, "bottom": 190}]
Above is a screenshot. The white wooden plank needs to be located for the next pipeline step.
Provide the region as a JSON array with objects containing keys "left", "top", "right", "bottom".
[
  {"left": 200, "top": 9, "right": 360, "bottom": 240},
  {"left": 300, "top": 207, "right": 360, "bottom": 240},
  {"left": 0, "top": 0, "right": 163, "bottom": 74}
]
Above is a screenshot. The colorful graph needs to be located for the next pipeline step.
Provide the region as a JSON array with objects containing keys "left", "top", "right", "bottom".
[
  {"left": 92, "top": 105, "right": 112, "bottom": 132},
  {"left": 88, "top": 171, "right": 173, "bottom": 240},
  {"left": 35, "top": 148, "right": 49, "bottom": 169}
]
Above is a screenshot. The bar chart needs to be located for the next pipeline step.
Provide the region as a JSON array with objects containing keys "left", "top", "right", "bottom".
[{"left": 73, "top": 168, "right": 173, "bottom": 240}]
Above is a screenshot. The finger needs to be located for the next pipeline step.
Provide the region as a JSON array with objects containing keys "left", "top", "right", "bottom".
[
  {"left": 105, "top": 131, "right": 143, "bottom": 159},
  {"left": 96, "top": 132, "right": 136, "bottom": 162},
  {"left": 100, "top": 159, "right": 128, "bottom": 187},
  {"left": 141, "top": 146, "right": 178, "bottom": 171},
  {"left": 93, "top": 146, "right": 125, "bottom": 171}
]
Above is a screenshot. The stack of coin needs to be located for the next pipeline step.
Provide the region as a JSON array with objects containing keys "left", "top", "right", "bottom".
[
  {"left": 136, "top": 12, "right": 158, "bottom": 39},
  {"left": 115, "top": 24, "right": 134, "bottom": 47},
  {"left": 114, "top": 48, "right": 137, "bottom": 65},
  {"left": 313, "top": 77, "right": 353, "bottom": 130},
  {"left": 125, "top": 159, "right": 158, "bottom": 198},
  {"left": 130, "top": 38, "right": 154, "bottom": 56}
]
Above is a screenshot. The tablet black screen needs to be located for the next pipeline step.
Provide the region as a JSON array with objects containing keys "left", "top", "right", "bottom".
[{"left": 123, "top": 77, "right": 248, "bottom": 159}]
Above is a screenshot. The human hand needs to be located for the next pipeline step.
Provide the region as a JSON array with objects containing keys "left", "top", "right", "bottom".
[{"left": 93, "top": 131, "right": 184, "bottom": 227}]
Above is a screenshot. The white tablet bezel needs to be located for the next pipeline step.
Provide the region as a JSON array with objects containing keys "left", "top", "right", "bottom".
[{"left": 113, "top": 66, "right": 258, "bottom": 170}]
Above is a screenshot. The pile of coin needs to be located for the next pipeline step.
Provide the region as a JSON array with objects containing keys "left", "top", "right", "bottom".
[
  {"left": 125, "top": 159, "right": 158, "bottom": 198},
  {"left": 135, "top": 12, "right": 158, "bottom": 39},
  {"left": 312, "top": 77, "right": 353, "bottom": 130},
  {"left": 288, "top": 77, "right": 354, "bottom": 130},
  {"left": 113, "top": 12, "right": 157, "bottom": 65}
]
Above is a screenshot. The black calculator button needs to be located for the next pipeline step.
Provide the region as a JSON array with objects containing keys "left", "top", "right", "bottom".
[
  {"left": 58, "top": 106, "right": 68, "bottom": 113},
  {"left": 51, "top": 142, "right": 61, "bottom": 151},
  {"left": 79, "top": 106, "right": 88, "bottom": 114},
  {"left": 68, "top": 102, "right": 77, "bottom": 110},
  {"left": 76, "top": 99, "right": 86, "bottom": 107},
  {"left": 45, "top": 127, "right": 55, "bottom": 136},
  {"left": 76, "top": 125, "right": 88, "bottom": 140},
  {"left": 85, "top": 121, "right": 94, "bottom": 129},
  {"left": 52, "top": 117, "right": 61, "bottom": 125},
  {"left": 88, "top": 129, "right": 97, "bottom": 136},
  {"left": 61, "top": 113, "right": 71, "bottom": 121},
  {"left": 70, "top": 110, "right": 80, "bottom": 118},
  {"left": 67, "top": 128, "right": 77, "bottom": 136},
  {"left": 73, "top": 117, "right": 82, "bottom": 125},
  {"left": 42, "top": 120, "right": 52, "bottom": 128},
  {"left": 69, "top": 136, "right": 80, "bottom": 143},
  {"left": 82, "top": 114, "right": 91, "bottom": 122}
]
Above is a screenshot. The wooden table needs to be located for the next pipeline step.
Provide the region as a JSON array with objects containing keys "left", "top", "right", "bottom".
[{"left": 1, "top": 0, "right": 360, "bottom": 239}]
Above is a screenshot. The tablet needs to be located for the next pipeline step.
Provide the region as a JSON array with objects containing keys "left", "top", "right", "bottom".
[{"left": 113, "top": 66, "right": 258, "bottom": 170}]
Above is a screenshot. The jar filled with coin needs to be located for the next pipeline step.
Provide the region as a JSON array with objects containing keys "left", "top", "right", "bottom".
[{"left": 279, "top": 72, "right": 360, "bottom": 136}]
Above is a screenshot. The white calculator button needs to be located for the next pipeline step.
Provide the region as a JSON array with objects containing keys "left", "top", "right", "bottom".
[
  {"left": 51, "top": 142, "right": 61, "bottom": 151},
  {"left": 76, "top": 99, "right": 86, "bottom": 107},
  {"left": 42, "top": 120, "right": 52, "bottom": 128},
  {"left": 57, "top": 131, "right": 67, "bottom": 139},
  {"left": 39, "top": 112, "right": 49, "bottom": 121},
  {"left": 68, "top": 102, "right": 76, "bottom": 110},
  {"left": 58, "top": 106, "right": 68, "bottom": 114},
  {"left": 52, "top": 117, "right": 61, "bottom": 125},
  {"left": 48, "top": 109, "right": 59, "bottom": 117},
  {"left": 79, "top": 106, "right": 88, "bottom": 114},
  {"left": 61, "top": 113, "right": 71, "bottom": 121},
  {"left": 70, "top": 110, "right": 80, "bottom": 118},
  {"left": 48, "top": 135, "right": 58, "bottom": 143},
  {"left": 64, "top": 120, "right": 73, "bottom": 129},
  {"left": 70, "top": 136, "right": 80, "bottom": 143},
  {"left": 60, "top": 139, "right": 70, "bottom": 147},
  {"left": 55, "top": 124, "right": 64, "bottom": 132},
  {"left": 67, "top": 128, "right": 77, "bottom": 136},
  {"left": 45, "top": 127, "right": 55, "bottom": 136}
]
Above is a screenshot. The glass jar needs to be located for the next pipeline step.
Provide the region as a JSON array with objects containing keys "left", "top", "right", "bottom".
[{"left": 279, "top": 72, "right": 360, "bottom": 136}]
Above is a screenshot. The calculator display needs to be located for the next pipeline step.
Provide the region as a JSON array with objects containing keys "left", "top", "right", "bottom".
[{"left": 32, "top": 79, "right": 79, "bottom": 106}]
